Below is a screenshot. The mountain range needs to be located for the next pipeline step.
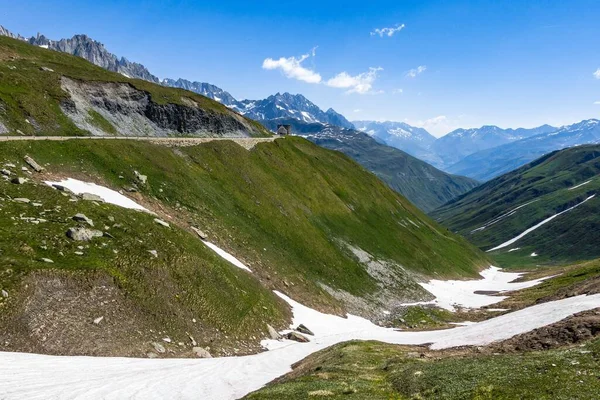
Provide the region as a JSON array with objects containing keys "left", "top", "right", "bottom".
[{"left": 2, "top": 25, "right": 599, "bottom": 187}]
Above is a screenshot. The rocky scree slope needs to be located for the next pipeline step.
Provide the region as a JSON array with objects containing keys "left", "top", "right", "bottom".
[
  {"left": 0, "top": 35, "right": 269, "bottom": 137},
  {"left": 0, "top": 137, "right": 489, "bottom": 358},
  {"left": 432, "top": 145, "right": 600, "bottom": 267},
  {"left": 262, "top": 118, "right": 479, "bottom": 213}
]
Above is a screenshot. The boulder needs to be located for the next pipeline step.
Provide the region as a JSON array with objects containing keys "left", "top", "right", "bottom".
[
  {"left": 1, "top": 289, "right": 8, "bottom": 298},
  {"left": 266, "top": 324, "right": 282, "bottom": 340},
  {"left": 93, "top": 316, "right": 104, "bottom": 325},
  {"left": 192, "top": 347, "right": 212, "bottom": 358},
  {"left": 152, "top": 342, "right": 166, "bottom": 354},
  {"left": 66, "top": 227, "right": 104, "bottom": 241},
  {"left": 23, "top": 155, "right": 44, "bottom": 172},
  {"left": 52, "top": 184, "right": 73, "bottom": 194},
  {"left": 40, "top": 258, "right": 54, "bottom": 263},
  {"left": 13, "top": 198, "right": 30, "bottom": 203},
  {"left": 134, "top": 170, "right": 147, "bottom": 185},
  {"left": 40, "top": 66, "right": 54, "bottom": 72},
  {"left": 148, "top": 250, "right": 158, "bottom": 258},
  {"left": 191, "top": 226, "right": 208, "bottom": 240},
  {"left": 72, "top": 213, "right": 94, "bottom": 226},
  {"left": 285, "top": 331, "right": 310, "bottom": 343},
  {"left": 80, "top": 193, "right": 104, "bottom": 202},
  {"left": 1, "top": 169, "right": 11, "bottom": 176},
  {"left": 11, "top": 177, "right": 26, "bottom": 184},
  {"left": 295, "top": 324, "right": 314, "bottom": 336}
]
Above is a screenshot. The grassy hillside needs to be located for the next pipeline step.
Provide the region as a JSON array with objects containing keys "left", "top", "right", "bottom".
[
  {"left": 0, "top": 137, "right": 489, "bottom": 356},
  {"left": 432, "top": 145, "right": 600, "bottom": 267},
  {"left": 263, "top": 119, "right": 480, "bottom": 213},
  {"left": 0, "top": 35, "right": 269, "bottom": 137},
  {"left": 246, "top": 337, "right": 600, "bottom": 399}
]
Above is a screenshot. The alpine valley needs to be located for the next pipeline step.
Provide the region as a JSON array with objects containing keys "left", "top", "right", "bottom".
[{"left": 0, "top": 18, "right": 600, "bottom": 400}]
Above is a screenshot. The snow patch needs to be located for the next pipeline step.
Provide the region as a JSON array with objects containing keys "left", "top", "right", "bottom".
[
  {"left": 568, "top": 180, "right": 592, "bottom": 190},
  {"left": 487, "top": 195, "right": 596, "bottom": 252},
  {"left": 202, "top": 241, "right": 252, "bottom": 272},
  {"left": 44, "top": 178, "right": 148, "bottom": 212},
  {"left": 401, "top": 266, "right": 549, "bottom": 311}
]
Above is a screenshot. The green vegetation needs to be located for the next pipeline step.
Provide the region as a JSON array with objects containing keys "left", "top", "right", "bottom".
[
  {"left": 0, "top": 35, "right": 270, "bottom": 137},
  {"left": 432, "top": 145, "right": 600, "bottom": 267},
  {"left": 271, "top": 118, "right": 480, "bottom": 213},
  {"left": 499, "top": 258, "right": 600, "bottom": 310},
  {"left": 246, "top": 339, "right": 600, "bottom": 399},
  {"left": 86, "top": 109, "right": 116, "bottom": 134},
  {"left": 0, "top": 137, "right": 488, "bottom": 318}
]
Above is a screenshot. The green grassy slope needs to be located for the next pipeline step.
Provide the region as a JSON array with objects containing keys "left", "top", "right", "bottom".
[
  {"left": 431, "top": 145, "right": 600, "bottom": 267},
  {"left": 0, "top": 137, "right": 488, "bottom": 311},
  {"left": 262, "top": 119, "right": 480, "bottom": 213},
  {"left": 0, "top": 35, "right": 270, "bottom": 137},
  {"left": 246, "top": 338, "right": 600, "bottom": 399}
]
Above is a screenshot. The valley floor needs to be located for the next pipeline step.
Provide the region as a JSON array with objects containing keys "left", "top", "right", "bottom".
[{"left": 1, "top": 281, "right": 599, "bottom": 399}]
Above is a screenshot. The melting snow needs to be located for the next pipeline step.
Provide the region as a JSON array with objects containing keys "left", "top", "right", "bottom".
[
  {"left": 568, "top": 180, "right": 592, "bottom": 190},
  {"left": 470, "top": 199, "right": 539, "bottom": 234},
  {"left": 1, "top": 291, "right": 599, "bottom": 399},
  {"left": 487, "top": 195, "right": 596, "bottom": 252},
  {"left": 202, "top": 241, "right": 252, "bottom": 272},
  {"left": 402, "top": 266, "right": 549, "bottom": 311},
  {"left": 45, "top": 178, "right": 148, "bottom": 212}
]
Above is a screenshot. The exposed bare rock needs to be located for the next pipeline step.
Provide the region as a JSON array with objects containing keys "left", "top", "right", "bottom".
[
  {"left": 24, "top": 155, "right": 44, "bottom": 172},
  {"left": 72, "top": 213, "right": 94, "bottom": 226},
  {"left": 154, "top": 219, "right": 170, "bottom": 228},
  {"left": 11, "top": 177, "right": 26, "bottom": 184},
  {"left": 285, "top": 331, "right": 310, "bottom": 343},
  {"left": 66, "top": 227, "right": 104, "bottom": 241},
  {"left": 267, "top": 324, "right": 282, "bottom": 340},
  {"left": 295, "top": 324, "right": 314, "bottom": 336},
  {"left": 192, "top": 347, "right": 212, "bottom": 358},
  {"left": 191, "top": 226, "right": 208, "bottom": 240}
]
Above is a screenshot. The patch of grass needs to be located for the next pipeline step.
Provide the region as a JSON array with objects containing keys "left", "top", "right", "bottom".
[
  {"left": 247, "top": 339, "right": 600, "bottom": 399},
  {"left": 86, "top": 109, "right": 116, "bottom": 134},
  {"left": 499, "top": 258, "right": 600, "bottom": 310}
]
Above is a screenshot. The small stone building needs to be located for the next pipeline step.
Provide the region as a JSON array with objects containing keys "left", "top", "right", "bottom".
[{"left": 276, "top": 124, "right": 292, "bottom": 135}]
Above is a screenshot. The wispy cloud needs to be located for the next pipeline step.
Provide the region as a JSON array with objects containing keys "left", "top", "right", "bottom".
[
  {"left": 594, "top": 101, "right": 600, "bottom": 105},
  {"left": 326, "top": 67, "right": 383, "bottom": 94},
  {"left": 370, "top": 23, "right": 406, "bottom": 38},
  {"left": 392, "top": 88, "right": 404, "bottom": 94},
  {"left": 594, "top": 68, "right": 600, "bottom": 79},
  {"left": 405, "top": 65, "right": 427, "bottom": 78},
  {"left": 406, "top": 115, "right": 461, "bottom": 137},
  {"left": 262, "top": 47, "right": 322, "bottom": 84},
  {"left": 353, "top": 109, "right": 362, "bottom": 113}
]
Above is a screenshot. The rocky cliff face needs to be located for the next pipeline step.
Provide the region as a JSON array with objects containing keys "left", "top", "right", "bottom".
[{"left": 61, "top": 77, "right": 256, "bottom": 137}]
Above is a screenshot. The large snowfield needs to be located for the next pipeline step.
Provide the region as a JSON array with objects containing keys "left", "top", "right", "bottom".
[{"left": 2, "top": 272, "right": 600, "bottom": 399}]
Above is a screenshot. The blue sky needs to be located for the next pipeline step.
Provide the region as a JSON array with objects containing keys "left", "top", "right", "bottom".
[{"left": 2, "top": 0, "right": 600, "bottom": 136}]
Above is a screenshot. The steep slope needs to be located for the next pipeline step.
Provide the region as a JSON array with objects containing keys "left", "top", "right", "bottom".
[
  {"left": 433, "top": 125, "right": 557, "bottom": 169},
  {"left": 0, "top": 137, "right": 489, "bottom": 358},
  {"left": 262, "top": 119, "right": 480, "bottom": 213},
  {"left": 0, "top": 35, "right": 269, "bottom": 137},
  {"left": 353, "top": 120, "right": 440, "bottom": 166},
  {"left": 447, "top": 119, "right": 600, "bottom": 181},
  {"left": 432, "top": 145, "right": 600, "bottom": 267}
]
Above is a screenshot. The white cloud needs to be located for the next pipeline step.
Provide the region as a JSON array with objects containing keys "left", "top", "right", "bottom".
[
  {"left": 392, "top": 88, "right": 403, "bottom": 94},
  {"left": 326, "top": 67, "right": 383, "bottom": 94},
  {"left": 594, "top": 68, "right": 600, "bottom": 79},
  {"left": 353, "top": 109, "right": 362, "bottom": 113},
  {"left": 371, "top": 24, "right": 406, "bottom": 37},
  {"left": 405, "top": 65, "right": 427, "bottom": 78},
  {"left": 262, "top": 48, "right": 322, "bottom": 84},
  {"left": 594, "top": 101, "right": 600, "bottom": 105}
]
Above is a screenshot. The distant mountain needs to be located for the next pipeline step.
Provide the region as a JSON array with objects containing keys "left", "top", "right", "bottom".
[
  {"left": 15, "top": 29, "right": 161, "bottom": 82},
  {"left": 262, "top": 118, "right": 479, "bottom": 213},
  {"left": 432, "top": 144, "right": 600, "bottom": 267},
  {"left": 447, "top": 119, "right": 600, "bottom": 181},
  {"left": 353, "top": 120, "right": 440, "bottom": 166},
  {"left": 161, "top": 78, "right": 241, "bottom": 107},
  {"left": 432, "top": 125, "right": 557, "bottom": 168}
]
